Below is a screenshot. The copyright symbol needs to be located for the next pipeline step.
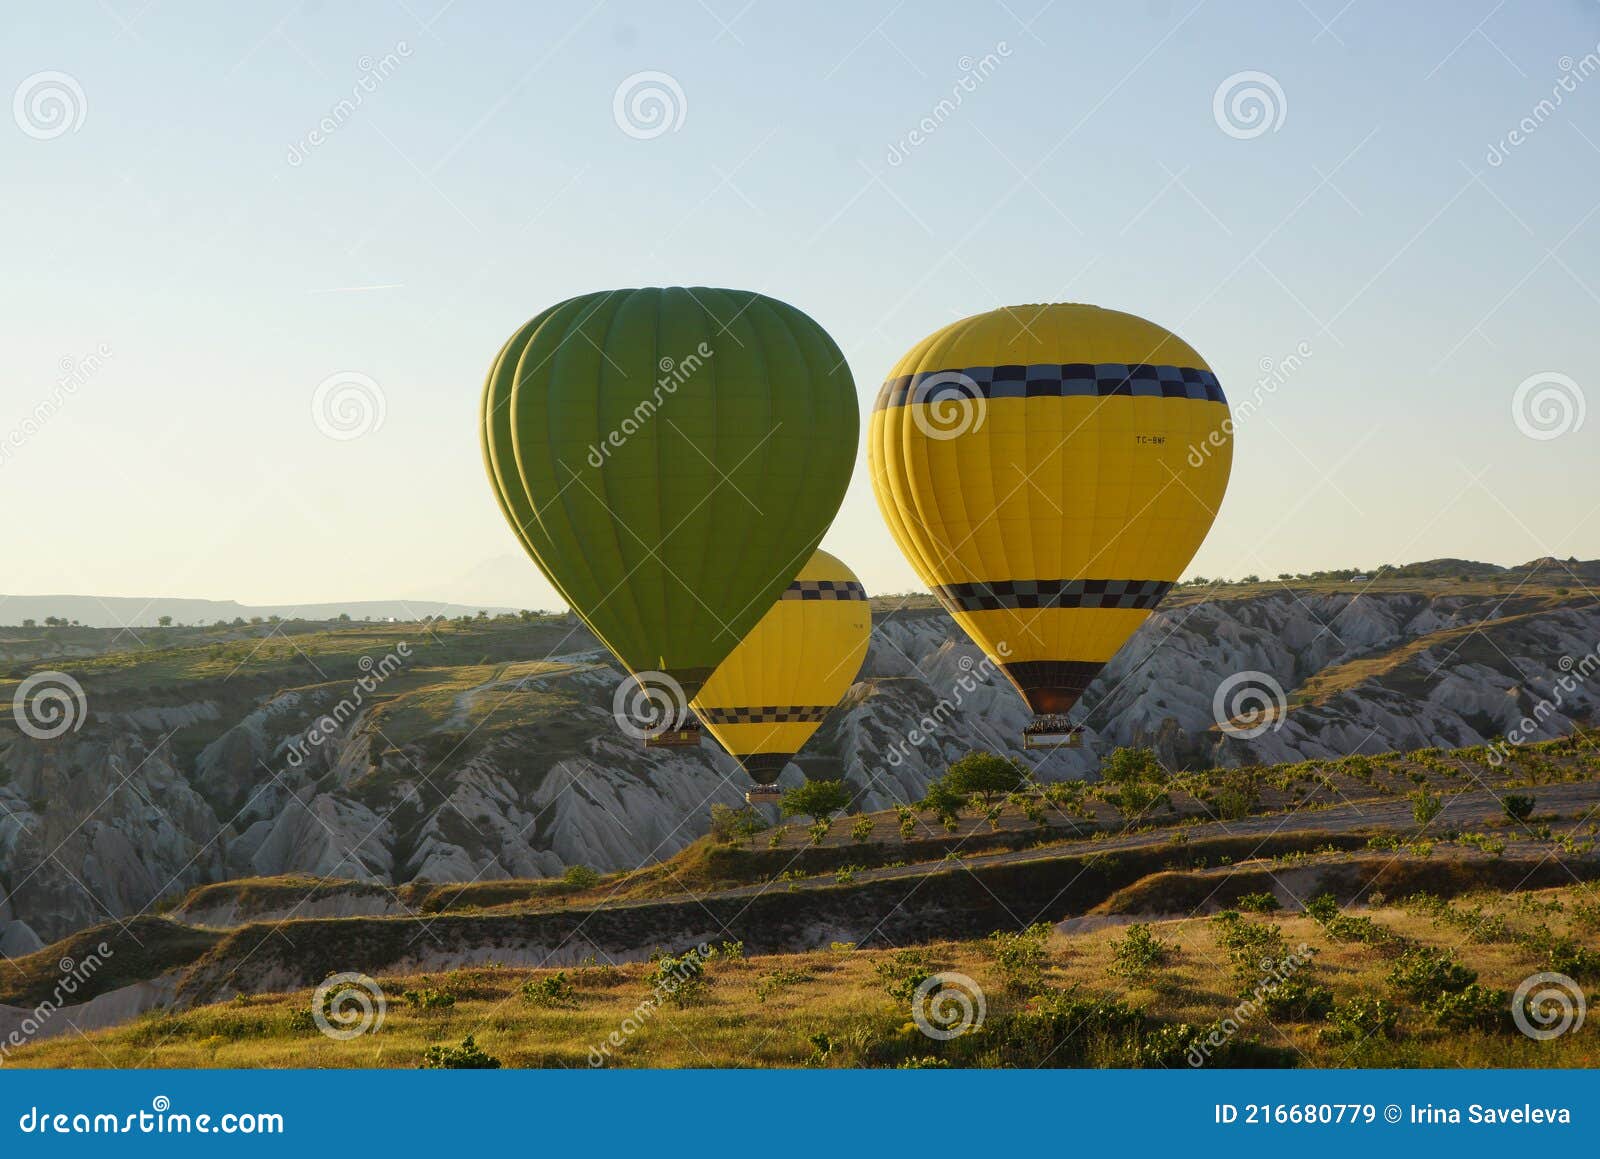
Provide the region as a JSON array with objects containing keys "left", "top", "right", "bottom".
[{"left": 1384, "top": 1104, "right": 1401, "bottom": 1123}]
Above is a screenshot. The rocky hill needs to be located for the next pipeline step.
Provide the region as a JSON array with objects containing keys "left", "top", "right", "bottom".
[{"left": 1, "top": 562, "right": 1597, "bottom": 948}]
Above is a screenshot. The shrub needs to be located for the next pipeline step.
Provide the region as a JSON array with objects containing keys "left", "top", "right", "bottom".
[
  {"left": 522, "top": 971, "right": 576, "bottom": 1008},
  {"left": 1424, "top": 983, "right": 1511, "bottom": 1032},
  {"left": 420, "top": 1035, "right": 501, "bottom": 1069},
  {"left": 850, "top": 816, "right": 875, "bottom": 843},
  {"left": 806, "top": 820, "right": 831, "bottom": 846},
  {"left": 646, "top": 950, "right": 713, "bottom": 1006},
  {"left": 754, "top": 967, "right": 815, "bottom": 1002},
  {"left": 1261, "top": 978, "right": 1335, "bottom": 1022},
  {"left": 1411, "top": 787, "right": 1444, "bottom": 827},
  {"left": 1109, "top": 922, "right": 1174, "bottom": 982},
  {"left": 1320, "top": 996, "right": 1399, "bottom": 1045},
  {"left": 1501, "top": 794, "right": 1536, "bottom": 823},
  {"left": 1387, "top": 946, "right": 1477, "bottom": 1000},
  {"left": 562, "top": 864, "right": 601, "bottom": 889},
  {"left": 402, "top": 986, "right": 456, "bottom": 1010},
  {"left": 895, "top": 806, "right": 918, "bottom": 840},
  {"left": 709, "top": 803, "right": 766, "bottom": 842},
  {"left": 919, "top": 780, "right": 968, "bottom": 829},
  {"left": 873, "top": 948, "right": 936, "bottom": 1001},
  {"left": 987, "top": 922, "right": 1053, "bottom": 994},
  {"left": 1236, "top": 891, "right": 1280, "bottom": 913}
]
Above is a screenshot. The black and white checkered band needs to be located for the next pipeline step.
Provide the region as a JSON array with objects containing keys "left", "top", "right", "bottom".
[
  {"left": 782, "top": 579, "right": 867, "bottom": 601},
  {"left": 698, "top": 705, "right": 834, "bottom": 724},
  {"left": 932, "top": 578, "right": 1173, "bottom": 612},
  {"left": 874, "top": 364, "right": 1224, "bottom": 409}
]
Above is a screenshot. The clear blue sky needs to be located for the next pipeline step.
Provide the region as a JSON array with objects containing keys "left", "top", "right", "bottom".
[{"left": 3, "top": 0, "right": 1597, "bottom": 608}]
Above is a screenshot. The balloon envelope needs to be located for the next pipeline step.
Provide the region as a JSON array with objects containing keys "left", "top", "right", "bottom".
[
  {"left": 693, "top": 549, "right": 870, "bottom": 784},
  {"left": 868, "top": 303, "right": 1231, "bottom": 725},
  {"left": 482, "top": 287, "right": 858, "bottom": 700}
]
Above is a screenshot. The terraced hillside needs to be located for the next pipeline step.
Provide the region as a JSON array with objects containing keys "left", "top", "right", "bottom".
[
  {"left": 1, "top": 733, "right": 1597, "bottom": 1068},
  {"left": 1, "top": 559, "right": 1597, "bottom": 950}
]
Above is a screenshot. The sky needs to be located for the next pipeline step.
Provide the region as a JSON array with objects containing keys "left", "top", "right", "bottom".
[{"left": 2, "top": 0, "right": 1598, "bottom": 611}]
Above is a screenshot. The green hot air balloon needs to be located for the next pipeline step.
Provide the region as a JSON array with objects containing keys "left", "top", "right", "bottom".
[{"left": 481, "top": 287, "right": 858, "bottom": 719}]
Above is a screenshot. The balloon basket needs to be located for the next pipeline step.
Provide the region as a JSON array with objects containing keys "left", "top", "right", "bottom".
[
  {"left": 645, "top": 723, "right": 703, "bottom": 748},
  {"left": 1023, "top": 718, "right": 1083, "bottom": 750},
  {"left": 745, "top": 785, "right": 782, "bottom": 806}
]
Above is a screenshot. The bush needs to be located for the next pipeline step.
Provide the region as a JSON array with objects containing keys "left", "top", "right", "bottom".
[
  {"left": 987, "top": 922, "right": 1053, "bottom": 994},
  {"left": 873, "top": 948, "right": 936, "bottom": 1001},
  {"left": 919, "top": 780, "right": 968, "bottom": 829},
  {"left": 1261, "top": 978, "right": 1335, "bottom": 1022},
  {"left": 851, "top": 816, "right": 875, "bottom": 843},
  {"left": 1387, "top": 946, "right": 1477, "bottom": 1000},
  {"left": 402, "top": 986, "right": 456, "bottom": 1010},
  {"left": 1236, "top": 891, "right": 1280, "bottom": 913},
  {"left": 420, "top": 1035, "right": 501, "bottom": 1069},
  {"left": 709, "top": 803, "right": 767, "bottom": 842},
  {"left": 1320, "top": 996, "right": 1399, "bottom": 1045},
  {"left": 646, "top": 950, "right": 713, "bottom": 1007},
  {"left": 522, "top": 971, "right": 576, "bottom": 1008},
  {"left": 1501, "top": 794, "right": 1536, "bottom": 823},
  {"left": 1424, "top": 983, "right": 1511, "bottom": 1032},
  {"left": 895, "top": 806, "right": 918, "bottom": 840},
  {"left": 1109, "top": 923, "right": 1174, "bottom": 982},
  {"left": 754, "top": 967, "right": 814, "bottom": 1002},
  {"left": 1411, "top": 787, "right": 1444, "bottom": 827},
  {"left": 562, "top": 864, "right": 601, "bottom": 889}
]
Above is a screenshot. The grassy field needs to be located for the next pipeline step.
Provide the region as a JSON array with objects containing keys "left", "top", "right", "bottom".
[{"left": 9, "top": 885, "right": 1596, "bottom": 1069}]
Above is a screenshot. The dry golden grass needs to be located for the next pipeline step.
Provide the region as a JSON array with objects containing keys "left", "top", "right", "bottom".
[{"left": 10, "top": 886, "right": 1595, "bottom": 1070}]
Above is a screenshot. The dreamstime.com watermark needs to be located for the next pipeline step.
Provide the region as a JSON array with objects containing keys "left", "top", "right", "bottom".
[
  {"left": 12, "top": 70, "right": 86, "bottom": 140},
  {"left": 16, "top": 1097, "right": 283, "bottom": 1135},
  {"left": 1213, "top": 70, "right": 1286, "bottom": 140},
  {"left": 1512, "top": 971, "right": 1586, "bottom": 1040},
  {"left": 310, "top": 972, "right": 387, "bottom": 1040},
  {"left": 1486, "top": 643, "right": 1599, "bottom": 766},
  {"left": 584, "top": 342, "right": 714, "bottom": 467},
  {"left": 11, "top": 670, "right": 88, "bottom": 740},
  {"left": 1188, "top": 341, "right": 1310, "bottom": 467},
  {"left": 885, "top": 43, "right": 1012, "bottom": 166},
  {"left": 312, "top": 371, "right": 386, "bottom": 440},
  {"left": 286, "top": 43, "right": 413, "bottom": 166},
  {"left": 1188, "top": 942, "right": 1315, "bottom": 1066},
  {"left": 611, "top": 669, "right": 691, "bottom": 741},
  {"left": 0, "top": 344, "right": 113, "bottom": 468},
  {"left": 0, "top": 944, "right": 114, "bottom": 1064},
  {"left": 911, "top": 972, "right": 986, "bottom": 1040},
  {"left": 613, "top": 71, "right": 686, "bottom": 139},
  {"left": 1211, "top": 669, "right": 1289, "bottom": 740},
  {"left": 1485, "top": 45, "right": 1600, "bottom": 167},
  {"left": 1511, "top": 371, "right": 1584, "bottom": 441},
  {"left": 884, "top": 645, "right": 1012, "bottom": 768},
  {"left": 587, "top": 944, "right": 711, "bottom": 1065},
  {"left": 283, "top": 643, "right": 412, "bottom": 769}
]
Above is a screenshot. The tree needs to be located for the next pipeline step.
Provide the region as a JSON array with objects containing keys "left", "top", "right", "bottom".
[
  {"left": 943, "top": 751, "right": 1029, "bottom": 803},
  {"left": 1098, "top": 746, "right": 1171, "bottom": 818},
  {"left": 158, "top": 615, "right": 173, "bottom": 627},
  {"left": 780, "top": 778, "right": 851, "bottom": 824},
  {"left": 918, "top": 779, "right": 968, "bottom": 830}
]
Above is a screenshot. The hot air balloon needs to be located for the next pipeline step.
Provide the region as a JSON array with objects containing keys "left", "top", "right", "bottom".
[
  {"left": 482, "top": 288, "right": 858, "bottom": 740},
  {"left": 868, "top": 304, "right": 1231, "bottom": 748},
  {"left": 692, "top": 549, "right": 871, "bottom": 801}
]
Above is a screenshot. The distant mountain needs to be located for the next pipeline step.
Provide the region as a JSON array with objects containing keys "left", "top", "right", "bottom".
[{"left": 0, "top": 595, "right": 520, "bottom": 629}]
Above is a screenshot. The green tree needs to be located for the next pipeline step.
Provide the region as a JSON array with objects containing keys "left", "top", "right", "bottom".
[
  {"left": 943, "top": 751, "right": 1029, "bottom": 803},
  {"left": 780, "top": 778, "right": 851, "bottom": 824}
]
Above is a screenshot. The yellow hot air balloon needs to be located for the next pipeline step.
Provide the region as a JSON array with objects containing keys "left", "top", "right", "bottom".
[
  {"left": 868, "top": 304, "right": 1231, "bottom": 747},
  {"left": 692, "top": 549, "right": 871, "bottom": 797}
]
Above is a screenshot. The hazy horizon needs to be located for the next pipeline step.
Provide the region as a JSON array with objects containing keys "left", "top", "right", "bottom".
[{"left": 5, "top": 1, "right": 1597, "bottom": 610}]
